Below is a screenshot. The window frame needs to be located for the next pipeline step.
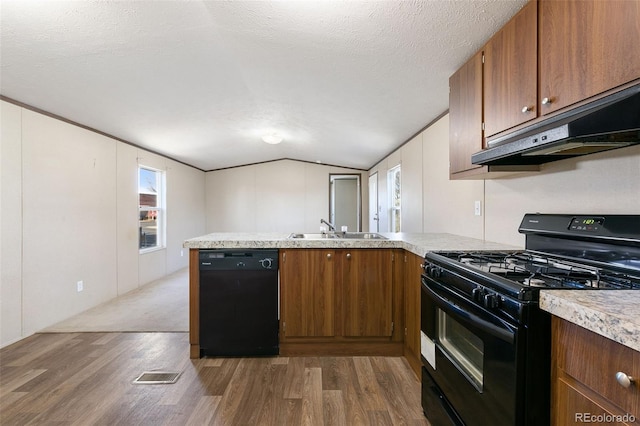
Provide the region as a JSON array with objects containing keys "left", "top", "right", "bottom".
[{"left": 138, "top": 166, "right": 166, "bottom": 253}]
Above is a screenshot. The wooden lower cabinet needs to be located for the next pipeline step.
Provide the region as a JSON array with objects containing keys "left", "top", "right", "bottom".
[
  {"left": 552, "top": 317, "right": 640, "bottom": 425},
  {"left": 280, "top": 248, "right": 335, "bottom": 338},
  {"left": 337, "top": 249, "right": 393, "bottom": 337},
  {"left": 403, "top": 252, "right": 423, "bottom": 377},
  {"left": 279, "top": 248, "right": 403, "bottom": 356}
]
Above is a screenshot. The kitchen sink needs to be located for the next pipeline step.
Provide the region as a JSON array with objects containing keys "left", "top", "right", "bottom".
[
  {"left": 339, "top": 232, "right": 387, "bottom": 239},
  {"left": 288, "top": 232, "right": 387, "bottom": 240},
  {"left": 288, "top": 233, "right": 341, "bottom": 239}
]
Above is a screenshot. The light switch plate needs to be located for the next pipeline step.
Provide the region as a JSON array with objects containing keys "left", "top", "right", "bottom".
[{"left": 474, "top": 200, "right": 482, "bottom": 216}]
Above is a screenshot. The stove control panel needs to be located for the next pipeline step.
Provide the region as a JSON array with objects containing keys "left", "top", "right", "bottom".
[
  {"left": 570, "top": 217, "right": 604, "bottom": 232},
  {"left": 520, "top": 213, "right": 640, "bottom": 241}
]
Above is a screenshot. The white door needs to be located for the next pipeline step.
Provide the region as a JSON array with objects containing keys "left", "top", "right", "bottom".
[
  {"left": 368, "top": 173, "right": 378, "bottom": 232},
  {"left": 330, "top": 175, "right": 361, "bottom": 232}
]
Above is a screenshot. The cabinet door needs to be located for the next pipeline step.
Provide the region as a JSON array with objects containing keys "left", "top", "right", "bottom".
[
  {"left": 280, "top": 249, "right": 335, "bottom": 337},
  {"left": 539, "top": 0, "right": 640, "bottom": 115},
  {"left": 404, "top": 252, "right": 423, "bottom": 374},
  {"left": 484, "top": 0, "right": 537, "bottom": 137},
  {"left": 338, "top": 249, "right": 393, "bottom": 337},
  {"left": 449, "top": 50, "right": 483, "bottom": 176},
  {"left": 552, "top": 318, "right": 640, "bottom": 425},
  {"left": 555, "top": 379, "right": 635, "bottom": 426}
]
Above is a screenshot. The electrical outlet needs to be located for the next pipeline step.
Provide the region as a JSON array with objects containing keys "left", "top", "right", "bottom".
[
  {"left": 77, "top": 280, "right": 84, "bottom": 292},
  {"left": 474, "top": 200, "right": 482, "bottom": 216}
]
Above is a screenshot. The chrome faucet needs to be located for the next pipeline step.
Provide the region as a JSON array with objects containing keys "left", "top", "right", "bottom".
[{"left": 320, "top": 218, "right": 336, "bottom": 232}]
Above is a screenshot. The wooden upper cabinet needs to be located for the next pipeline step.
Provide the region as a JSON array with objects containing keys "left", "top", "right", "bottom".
[
  {"left": 280, "top": 249, "right": 335, "bottom": 338},
  {"left": 338, "top": 249, "right": 393, "bottom": 337},
  {"left": 449, "top": 50, "right": 483, "bottom": 176},
  {"left": 484, "top": 0, "right": 537, "bottom": 137},
  {"left": 539, "top": 0, "right": 640, "bottom": 115}
]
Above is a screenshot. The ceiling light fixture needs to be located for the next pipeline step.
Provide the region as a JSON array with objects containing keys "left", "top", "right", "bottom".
[{"left": 262, "top": 133, "right": 283, "bottom": 145}]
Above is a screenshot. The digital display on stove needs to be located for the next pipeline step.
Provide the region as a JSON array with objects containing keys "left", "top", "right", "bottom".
[{"left": 570, "top": 217, "right": 604, "bottom": 232}]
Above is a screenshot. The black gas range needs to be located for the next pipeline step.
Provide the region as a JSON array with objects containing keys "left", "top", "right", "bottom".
[{"left": 420, "top": 214, "right": 640, "bottom": 426}]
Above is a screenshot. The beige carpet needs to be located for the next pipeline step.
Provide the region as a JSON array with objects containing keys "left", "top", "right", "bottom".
[{"left": 41, "top": 268, "right": 189, "bottom": 332}]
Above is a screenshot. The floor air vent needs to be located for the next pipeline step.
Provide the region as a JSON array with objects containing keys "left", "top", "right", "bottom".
[{"left": 132, "top": 371, "right": 181, "bottom": 384}]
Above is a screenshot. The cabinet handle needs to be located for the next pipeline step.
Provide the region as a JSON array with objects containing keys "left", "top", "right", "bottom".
[
  {"left": 346, "top": 253, "right": 351, "bottom": 259},
  {"left": 615, "top": 372, "right": 635, "bottom": 388},
  {"left": 541, "top": 97, "right": 553, "bottom": 105},
  {"left": 521, "top": 106, "right": 533, "bottom": 114},
  {"left": 327, "top": 253, "right": 332, "bottom": 259}
]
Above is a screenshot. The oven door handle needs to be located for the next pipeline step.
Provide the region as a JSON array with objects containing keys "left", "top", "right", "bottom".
[{"left": 423, "top": 278, "right": 515, "bottom": 344}]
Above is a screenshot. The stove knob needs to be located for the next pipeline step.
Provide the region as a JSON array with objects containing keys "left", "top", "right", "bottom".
[
  {"left": 472, "top": 287, "right": 484, "bottom": 302},
  {"left": 483, "top": 293, "right": 501, "bottom": 309},
  {"left": 431, "top": 267, "right": 442, "bottom": 279}
]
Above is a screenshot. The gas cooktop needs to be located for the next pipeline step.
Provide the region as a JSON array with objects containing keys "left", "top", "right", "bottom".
[{"left": 433, "top": 250, "right": 640, "bottom": 290}]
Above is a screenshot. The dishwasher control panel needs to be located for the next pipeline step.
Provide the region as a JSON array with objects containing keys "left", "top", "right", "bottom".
[{"left": 199, "top": 249, "right": 278, "bottom": 270}]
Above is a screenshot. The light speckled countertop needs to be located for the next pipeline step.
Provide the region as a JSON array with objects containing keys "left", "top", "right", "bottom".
[
  {"left": 540, "top": 290, "right": 640, "bottom": 352},
  {"left": 183, "top": 232, "right": 520, "bottom": 257}
]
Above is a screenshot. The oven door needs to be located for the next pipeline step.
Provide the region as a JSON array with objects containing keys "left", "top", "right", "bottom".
[{"left": 421, "top": 274, "right": 522, "bottom": 426}]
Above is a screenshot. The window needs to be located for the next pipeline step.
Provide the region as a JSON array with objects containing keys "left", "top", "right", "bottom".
[
  {"left": 139, "top": 166, "right": 165, "bottom": 251},
  {"left": 388, "top": 165, "right": 401, "bottom": 232}
]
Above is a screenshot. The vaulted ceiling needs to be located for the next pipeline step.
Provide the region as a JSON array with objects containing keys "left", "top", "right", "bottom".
[{"left": 1, "top": 0, "right": 526, "bottom": 171}]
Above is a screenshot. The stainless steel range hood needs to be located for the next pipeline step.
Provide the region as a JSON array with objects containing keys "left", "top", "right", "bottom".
[{"left": 471, "top": 83, "right": 640, "bottom": 166}]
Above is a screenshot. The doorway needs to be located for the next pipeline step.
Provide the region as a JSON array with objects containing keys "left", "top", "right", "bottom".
[
  {"left": 368, "top": 173, "right": 378, "bottom": 232},
  {"left": 330, "top": 174, "right": 361, "bottom": 232}
]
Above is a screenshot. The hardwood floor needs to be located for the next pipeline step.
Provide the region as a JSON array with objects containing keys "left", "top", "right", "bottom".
[{"left": 0, "top": 332, "right": 429, "bottom": 425}]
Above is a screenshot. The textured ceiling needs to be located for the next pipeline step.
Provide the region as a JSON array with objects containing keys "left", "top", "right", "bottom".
[{"left": 0, "top": 0, "right": 526, "bottom": 171}]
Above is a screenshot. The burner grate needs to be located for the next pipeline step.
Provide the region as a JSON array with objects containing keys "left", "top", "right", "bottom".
[{"left": 451, "top": 251, "right": 640, "bottom": 290}]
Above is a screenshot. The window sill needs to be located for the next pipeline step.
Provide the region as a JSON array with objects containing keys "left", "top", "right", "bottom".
[{"left": 139, "top": 246, "right": 165, "bottom": 255}]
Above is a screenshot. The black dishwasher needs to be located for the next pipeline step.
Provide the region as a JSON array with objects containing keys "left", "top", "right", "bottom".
[{"left": 199, "top": 249, "right": 278, "bottom": 357}]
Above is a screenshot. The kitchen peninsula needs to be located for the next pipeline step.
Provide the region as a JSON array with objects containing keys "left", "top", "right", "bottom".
[{"left": 183, "top": 232, "right": 518, "bottom": 366}]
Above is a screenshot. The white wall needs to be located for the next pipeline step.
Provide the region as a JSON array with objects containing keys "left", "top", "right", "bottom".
[
  {"left": 0, "top": 100, "right": 206, "bottom": 347},
  {"left": 373, "top": 113, "right": 640, "bottom": 246},
  {"left": 485, "top": 144, "right": 640, "bottom": 247},
  {"left": 21, "top": 109, "right": 119, "bottom": 335},
  {"left": 1, "top": 101, "right": 23, "bottom": 346},
  {"left": 205, "top": 160, "right": 367, "bottom": 233},
  {"left": 422, "top": 115, "right": 484, "bottom": 239},
  {"left": 400, "top": 133, "right": 424, "bottom": 232}
]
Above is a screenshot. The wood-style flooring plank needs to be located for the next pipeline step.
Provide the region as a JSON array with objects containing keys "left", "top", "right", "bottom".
[
  {"left": 352, "top": 357, "right": 387, "bottom": 411},
  {"left": 184, "top": 395, "right": 221, "bottom": 425},
  {"left": 323, "top": 389, "right": 347, "bottom": 426},
  {"left": 282, "top": 356, "right": 305, "bottom": 399},
  {"left": 0, "top": 332, "right": 430, "bottom": 426},
  {"left": 0, "top": 369, "right": 47, "bottom": 398},
  {"left": 301, "top": 367, "right": 324, "bottom": 425},
  {"left": 371, "top": 356, "right": 427, "bottom": 424}
]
